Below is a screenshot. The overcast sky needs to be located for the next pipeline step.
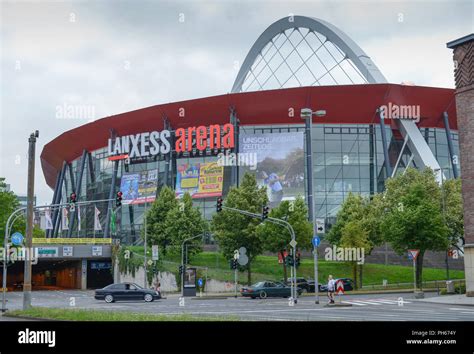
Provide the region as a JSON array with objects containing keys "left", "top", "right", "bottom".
[{"left": 1, "top": 0, "right": 472, "bottom": 205}]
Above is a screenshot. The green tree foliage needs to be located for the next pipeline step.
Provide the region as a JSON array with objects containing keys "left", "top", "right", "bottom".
[
  {"left": 382, "top": 168, "right": 449, "bottom": 288},
  {"left": 0, "top": 177, "right": 31, "bottom": 244},
  {"left": 164, "top": 192, "right": 207, "bottom": 261},
  {"left": 257, "top": 196, "right": 312, "bottom": 282},
  {"left": 212, "top": 173, "right": 268, "bottom": 285},
  {"left": 441, "top": 178, "right": 463, "bottom": 246},
  {"left": 144, "top": 186, "right": 178, "bottom": 255},
  {"left": 340, "top": 220, "right": 371, "bottom": 289}
]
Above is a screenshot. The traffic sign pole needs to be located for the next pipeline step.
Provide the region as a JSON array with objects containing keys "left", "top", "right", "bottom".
[{"left": 314, "top": 245, "right": 319, "bottom": 304}]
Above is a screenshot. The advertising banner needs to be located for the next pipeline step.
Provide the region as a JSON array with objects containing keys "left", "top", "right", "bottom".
[
  {"left": 239, "top": 132, "right": 305, "bottom": 207},
  {"left": 176, "top": 162, "right": 223, "bottom": 198},
  {"left": 120, "top": 170, "right": 158, "bottom": 204}
]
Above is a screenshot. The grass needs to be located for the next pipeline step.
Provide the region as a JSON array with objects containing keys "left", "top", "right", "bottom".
[
  {"left": 132, "top": 247, "right": 464, "bottom": 287},
  {"left": 8, "top": 307, "right": 238, "bottom": 321}
]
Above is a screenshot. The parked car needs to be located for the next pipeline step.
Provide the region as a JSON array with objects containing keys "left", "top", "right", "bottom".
[
  {"left": 319, "top": 278, "right": 355, "bottom": 292},
  {"left": 281, "top": 277, "right": 317, "bottom": 293},
  {"left": 94, "top": 282, "right": 161, "bottom": 303},
  {"left": 241, "top": 281, "right": 303, "bottom": 299}
]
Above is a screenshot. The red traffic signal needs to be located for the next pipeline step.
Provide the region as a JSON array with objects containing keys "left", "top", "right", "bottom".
[
  {"left": 216, "top": 197, "right": 223, "bottom": 212},
  {"left": 116, "top": 191, "right": 123, "bottom": 207}
]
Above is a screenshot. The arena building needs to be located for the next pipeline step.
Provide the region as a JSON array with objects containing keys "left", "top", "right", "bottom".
[{"left": 40, "top": 16, "right": 459, "bottom": 251}]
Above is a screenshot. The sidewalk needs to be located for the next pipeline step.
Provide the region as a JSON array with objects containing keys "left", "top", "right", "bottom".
[{"left": 417, "top": 294, "right": 474, "bottom": 306}]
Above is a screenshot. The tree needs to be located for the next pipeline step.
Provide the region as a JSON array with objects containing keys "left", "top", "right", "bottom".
[
  {"left": 382, "top": 168, "right": 449, "bottom": 289},
  {"left": 441, "top": 178, "right": 463, "bottom": 248},
  {"left": 257, "top": 196, "right": 312, "bottom": 282},
  {"left": 164, "top": 192, "right": 207, "bottom": 261},
  {"left": 212, "top": 173, "right": 268, "bottom": 285},
  {"left": 325, "top": 192, "right": 383, "bottom": 288},
  {"left": 0, "top": 178, "right": 23, "bottom": 245},
  {"left": 145, "top": 186, "right": 178, "bottom": 255},
  {"left": 339, "top": 220, "right": 371, "bottom": 289}
]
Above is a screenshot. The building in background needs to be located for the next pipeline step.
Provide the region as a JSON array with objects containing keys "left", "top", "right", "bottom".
[{"left": 40, "top": 16, "right": 460, "bottom": 249}]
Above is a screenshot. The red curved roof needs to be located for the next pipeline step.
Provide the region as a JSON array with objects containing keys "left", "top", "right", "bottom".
[{"left": 41, "top": 84, "right": 457, "bottom": 188}]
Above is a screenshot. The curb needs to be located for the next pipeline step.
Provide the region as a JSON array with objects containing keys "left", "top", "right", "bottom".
[
  {"left": 2, "top": 314, "right": 61, "bottom": 321},
  {"left": 324, "top": 303, "right": 353, "bottom": 307}
]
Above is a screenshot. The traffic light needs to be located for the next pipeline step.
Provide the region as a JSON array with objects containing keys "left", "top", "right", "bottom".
[
  {"left": 285, "top": 255, "right": 294, "bottom": 266},
  {"left": 216, "top": 197, "right": 223, "bottom": 212},
  {"left": 295, "top": 254, "right": 301, "bottom": 268},
  {"left": 116, "top": 191, "right": 123, "bottom": 207},
  {"left": 179, "top": 265, "right": 184, "bottom": 274},
  {"left": 69, "top": 192, "right": 77, "bottom": 203},
  {"left": 230, "top": 259, "right": 238, "bottom": 270},
  {"left": 262, "top": 205, "right": 269, "bottom": 220}
]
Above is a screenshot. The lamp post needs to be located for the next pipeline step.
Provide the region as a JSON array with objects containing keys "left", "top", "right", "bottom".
[{"left": 301, "top": 108, "right": 326, "bottom": 305}]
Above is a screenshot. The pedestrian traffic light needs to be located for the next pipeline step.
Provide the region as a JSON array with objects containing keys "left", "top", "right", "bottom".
[
  {"left": 262, "top": 205, "right": 269, "bottom": 220},
  {"left": 230, "top": 259, "right": 238, "bottom": 270},
  {"left": 179, "top": 265, "right": 184, "bottom": 274},
  {"left": 285, "top": 255, "right": 294, "bottom": 266},
  {"left": 216, "top": 197, "right": 223, "bottom": 212},
  {"left": 295, "top": 254, "right": 301, "bottom": 268},
  {"left": 69, "top": 192, "right": 77, "bottom": 203},
  {"left": 116, "top": 191, "right": 123, "bottom": 207}
]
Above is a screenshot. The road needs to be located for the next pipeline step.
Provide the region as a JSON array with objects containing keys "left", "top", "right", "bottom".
[{"left": 1, "top": 290, "right": 474, "bottom": 321}]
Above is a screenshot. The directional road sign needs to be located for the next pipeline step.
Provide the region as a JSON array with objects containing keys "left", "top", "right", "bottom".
[
  {"left": 336, "top": 280, "right": 344, "bottom": 295},
  {"left": 312, "top": 236, "right": 320, "bottom": 248},
  {"left": 11, "top": 232, "right": 23, "bottom": 246},
  {"left": 408, "top": 249, "right": 420, "bottom": 261}
]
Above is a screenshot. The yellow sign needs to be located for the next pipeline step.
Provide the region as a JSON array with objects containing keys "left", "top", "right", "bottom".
[
  {"left": 33, "top": 238, "right": 112, "bottom": 245},
  {"left": 197, "top": 162, "right": 224, "bottom": 197}
]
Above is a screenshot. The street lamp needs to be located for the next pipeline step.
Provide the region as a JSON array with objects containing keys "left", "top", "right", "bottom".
[{"left": 301, "top": 108, "right": 326, "bottom": 305}]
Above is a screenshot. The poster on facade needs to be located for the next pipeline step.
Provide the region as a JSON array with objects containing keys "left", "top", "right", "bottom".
[
  {"left": 120, "top": 170, "right": 158, "bottom": 204},
  {"left": 239, "top": 132, "right": 305, "bottom": 208},
  {"left": 176, "top": 162, "right": 223, "bottom": 198}
]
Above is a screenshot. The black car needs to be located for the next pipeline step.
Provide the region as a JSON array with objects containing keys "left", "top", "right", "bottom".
[
  {"left": 281, "top": 277, "right": 317, "bottom": 293},
  {"left": 319, "top": 278, "right": 355, "bottom": 292},
  {"left": 94, "top": 282, "right": 161, "bottom": 303},
  {"left": 241, "top": 281, "right": 303, "bottom": 299}
]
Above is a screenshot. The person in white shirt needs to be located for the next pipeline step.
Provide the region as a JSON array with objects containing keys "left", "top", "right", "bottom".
[{"left": 327, "top": 275, "right": 336, "bottom": 304}]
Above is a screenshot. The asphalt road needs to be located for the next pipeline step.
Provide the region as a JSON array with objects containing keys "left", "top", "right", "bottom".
[{"left": 1, "top": 290, "right": 474, "bottom": 321}]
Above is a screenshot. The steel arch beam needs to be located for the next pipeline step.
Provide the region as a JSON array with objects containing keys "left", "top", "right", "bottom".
[{"left": 231, "top": 15, "right": 387, "bottom": 93}]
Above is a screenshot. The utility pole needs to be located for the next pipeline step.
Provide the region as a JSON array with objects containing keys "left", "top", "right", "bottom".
[
  {"left": 23, "top": 130, "right": 39, "bottom": 310},
  {"left": 301, "top": 108, "right": 326, "bottom": 305}
]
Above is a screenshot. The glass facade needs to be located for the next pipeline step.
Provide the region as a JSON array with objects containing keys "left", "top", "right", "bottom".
[{"left": 56, "top": 124, "right": 460, "bottom": 244}]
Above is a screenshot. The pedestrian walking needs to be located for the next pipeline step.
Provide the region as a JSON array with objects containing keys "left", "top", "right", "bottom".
[{"left": 327, "top": 275, "right": 336, "bottom": 304}]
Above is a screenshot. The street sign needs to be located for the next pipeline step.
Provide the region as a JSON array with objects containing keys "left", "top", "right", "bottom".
[
  {"left": 315, "top": 218, "right": 325, "bottom": 234},
  {"left": 238, "top": 254, "right": 248, "bottom": 266},
  {"left": 408, "top": 249, "right": 420, "bottom": 261},
  {"left": 152, "top": 245, "right": 159, "bottom": 261},
  {"left": 198, "top": 278, "right": 203, "bottom": 287},
  {"left": 289, "top": 239, "right": 297, "bottom": 248},
  {"left": 336, "top": 280, "right": 344, "bottom": 295},
  {"left": 312, "top": 236, "right": 320, "bottom": 248},
  {"left": 11, "top": 232, "right": 23, "bottom": 246},
  {"left": 238, "top": 247, "right": 248, "bottom": 266}
]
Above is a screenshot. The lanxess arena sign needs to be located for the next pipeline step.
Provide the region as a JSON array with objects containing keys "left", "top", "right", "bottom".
[{"left": 107, "top": 123, "right": 235, "bottom": 160}]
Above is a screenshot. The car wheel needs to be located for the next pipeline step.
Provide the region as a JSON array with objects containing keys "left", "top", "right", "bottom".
[
  {"left": 144, "top": 294, "right": 154, "bottom": 302},
  {"left": 259, "top": 291, "right": 267, "bottom": 299},
  {"left": 104, "top": 295, "right": 114, "bottom": 303}
]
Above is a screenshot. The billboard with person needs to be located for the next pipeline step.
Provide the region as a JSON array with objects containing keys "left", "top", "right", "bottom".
[
  {"left": 120, "top": 170, "right": 158, "bottom": 204},
  {"left": 239, "top": 132, "right": 305, "bottom": 207}
]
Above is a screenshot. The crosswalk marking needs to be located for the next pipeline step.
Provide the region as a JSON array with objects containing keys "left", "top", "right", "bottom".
[{"left": 341, "top": 298, "right": 412, "bottom": 306}]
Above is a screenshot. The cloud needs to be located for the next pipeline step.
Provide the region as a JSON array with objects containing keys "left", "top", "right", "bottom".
[{"left": 0, "top": 0, "right": 472, "bottom": 204}]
